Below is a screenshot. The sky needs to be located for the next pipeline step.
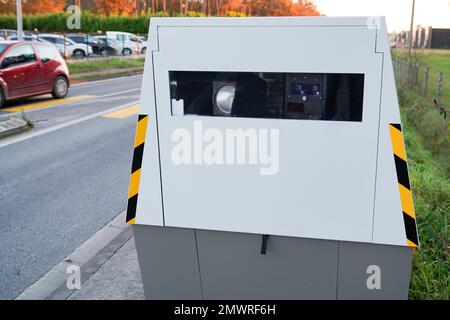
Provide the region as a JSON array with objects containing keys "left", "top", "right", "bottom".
[{"left": 313, "top": 0, "right": 450, "bottom": 32}]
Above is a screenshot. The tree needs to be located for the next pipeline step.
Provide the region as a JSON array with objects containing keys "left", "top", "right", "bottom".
[
  {"left": 0, "top": 0, "right": 66, "bottom": 14},
  {"left": 94, "top": 0, "right": 138, "bottom": 15},
  {"left": 0, "top": 0, "right": 320, "bottom": 16}
]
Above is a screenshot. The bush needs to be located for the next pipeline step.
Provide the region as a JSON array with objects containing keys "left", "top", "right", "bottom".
[
  {"left": 0, "top": 11, "right": 248, "bottom": 34},
  {"left": 0, "top": 13, "right": 148, "bottom": 34}
]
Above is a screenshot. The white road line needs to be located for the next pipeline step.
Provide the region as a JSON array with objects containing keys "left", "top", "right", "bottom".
[
  {"left": 71, "top": 74, "right": 142, "bottom": 87},
  {"left": 0, "top": 88, "right": 140, "bottom": 118},
  {"left": 0, "top": 100, "right": 139, "bottom": 149}
]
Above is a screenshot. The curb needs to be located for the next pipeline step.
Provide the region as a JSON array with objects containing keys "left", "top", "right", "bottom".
[
  {"left": 0, "top": 117, "right": 30, "bottom": 139},
  {"left": 16, "top": 211, "right": 132, "bottom": 300}
]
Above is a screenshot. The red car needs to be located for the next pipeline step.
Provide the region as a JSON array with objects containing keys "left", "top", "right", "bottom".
[{"left": 0, "top": 41, "right": 70, "bottom": 108}]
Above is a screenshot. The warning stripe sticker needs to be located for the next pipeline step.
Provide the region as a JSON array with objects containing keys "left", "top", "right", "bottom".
[
  {"left": 126, "top": 114, "right": 149, "bottom": 224},
  {"left": 389, "top": 123, "right": 419, "bottom": 247}
]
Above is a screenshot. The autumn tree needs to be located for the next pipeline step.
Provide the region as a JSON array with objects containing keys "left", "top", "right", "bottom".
[
  {"left": 0, "top": 0, "right": 320, "bottom": 16},
  {"left": 94, "top": 0, "right": 138, "bottom": 15},
  {"left": 0, "top": 0, "right": 66, "bottom": 14}
]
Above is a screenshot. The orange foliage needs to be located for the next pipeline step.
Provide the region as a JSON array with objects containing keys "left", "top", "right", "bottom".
[
  {"left": 244, "top": 0, "right": 320, "bottom": 16},
  {"left": 0, "top": 0, "right": 66, "bottom": 14},
  {"left": 94, "top": 0, "right": 138, "bottom": 15},
  {"left": 0, "top": 0, "right": 320, "bottom": 16}
]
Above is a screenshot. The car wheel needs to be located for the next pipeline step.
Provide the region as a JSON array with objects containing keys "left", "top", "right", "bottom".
[
  {"left": 52, "top": 76, "right": 69, "bottom": 99},
  {"left": 0, "top": 86, "right": 5, "bottom": 108},
  {"left": 100, "top": 49, "right": 108, "bottom": 56},
  {"left": 73, "top": 49, "right": 86, "bottom": 58},
  {"left": 141, "top": 47, "right": 147, "bottom": 54},
  {"left": 122, "top": 48, "right": 132, "bottom": 56}
]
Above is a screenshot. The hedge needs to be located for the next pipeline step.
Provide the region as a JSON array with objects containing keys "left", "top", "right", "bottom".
[{"left": 0, "top": 11, "right": 246, "bottom": 34}]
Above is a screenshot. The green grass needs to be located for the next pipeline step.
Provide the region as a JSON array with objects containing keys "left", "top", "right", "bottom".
[
  {"left": 392, "top": 50, "right": 450, "bottom": 299},
  {"left": 404, "top": 119, "right": 450, "bottom": 300},
  {"left": 67, "top": 57, "right": 145, "bottom": 74},
  {"left": 393, "top": 49, "right": 450, "bottom": 73},
  {"left": 398, "top": 89, "right": 450, "bottom": 299},
  {"left": 393, "top": 49, "right": 450, "bottom": 107}
]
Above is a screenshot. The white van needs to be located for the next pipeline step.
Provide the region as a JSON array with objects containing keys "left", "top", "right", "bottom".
[{"left": 106, "top": 31, "right": 147, "bottom": 55}]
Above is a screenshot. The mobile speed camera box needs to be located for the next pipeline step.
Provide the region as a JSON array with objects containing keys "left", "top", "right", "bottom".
[{"left": 127, "top": 17, "right": 418, "bottom": 300}]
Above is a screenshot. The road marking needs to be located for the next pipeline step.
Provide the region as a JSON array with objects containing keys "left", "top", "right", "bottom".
[
  {"left": 0, "top": 101, "right": 139, "bottom": 149},
  {"left": 101, "top": 104, "right": 140, "bottom": 119},
  {"left": 0, "top": 88, "right": 140, "bottom": 118},
  {"left": 2, "top": 95, "right": 94, "bottom": 112}
]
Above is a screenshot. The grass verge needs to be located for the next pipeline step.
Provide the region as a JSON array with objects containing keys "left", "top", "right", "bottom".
[
  {"left": 392, "top": 49, "right": 450, "bottom": 107},
  {"left": 398, "top": 88, "right": 450, "bottom": 299},
  {"left": 67, "top": 57, "right": 145, "bottom": 81},
  {"left": 67, "top": 57, "right": 145, "bottom": 73}
]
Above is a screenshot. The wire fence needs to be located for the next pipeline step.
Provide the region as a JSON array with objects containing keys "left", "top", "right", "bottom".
[
  {"left": 393, "top": 54, "right": 450, "bottom": 177},
  {"left": 393, "top": 57, "right": 449, "bottom": 118},
  {"left": 2, "top": 29, "right": 147, "bottom": 60}
]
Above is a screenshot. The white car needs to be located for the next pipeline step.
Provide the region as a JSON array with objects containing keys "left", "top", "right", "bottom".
[
  {"left": 39, "top": 34, "right": 93, "bottom": 58},
  {"left": 106, "top": 31, "right": 147, "bottom": 55},
  {"left": 6, "top": 35, "right": 63, "bottom": 57}
]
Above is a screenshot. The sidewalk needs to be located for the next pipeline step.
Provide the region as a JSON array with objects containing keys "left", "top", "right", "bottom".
[
  {"left": 69, "top": 236, "right": 144, "bottom": 300},
  {"left": 17, "top": 212, "right": 145, "bottom": 300}
]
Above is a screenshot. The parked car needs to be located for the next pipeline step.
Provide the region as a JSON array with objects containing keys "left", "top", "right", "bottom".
[
  {"left": 0, "top": 41, "right": 70, "bottom": 108},
  {"left": 39, "top": 34, "right": 93, "bottom": 58},
  {"left": 0, "top": 29, "right": 33, "bottom": 39},
  {"left": 106, "top": 31, "right": 147, "bottom": 55},
  {"left": 1, "top": 29, "right": 18, "bottom": 39},
  {"left": 92, "top": 35, "right": 120, "bottom": 53},
  {"left": 7, "top": 35, "right": 66, "bottom": 59},
  {"left": 66, "top": 34, "right": 117, "bottom": 56}
]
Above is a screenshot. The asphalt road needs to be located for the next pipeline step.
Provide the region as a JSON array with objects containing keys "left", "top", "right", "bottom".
[{"left": 0, "top": 75, "right": 143, "bottom": 299}]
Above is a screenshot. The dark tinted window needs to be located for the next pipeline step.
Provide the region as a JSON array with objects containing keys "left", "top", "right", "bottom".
[
  {"left": 2, "top": 44, "right": 36, "bottom": 68},
  {"left": 0, "top": 44, "right": 8, "bottom": 55},
  {"left": 42, "top": 37, "right": 65, "bottom": 45},
  {"left": 70, "top": 36, "right": 85, "bottom": 43},
  {"left": 9, "top": 36, "right": 35, "bottom": 41},
  {"left": 36, "top": 44, "right": 57, "bottom": 62},
  {"left": 169, "top": 71, "right": 365, "bottom": 122},
  {"left": 41, "top": 37, "right": 56, "bottom": 43}
]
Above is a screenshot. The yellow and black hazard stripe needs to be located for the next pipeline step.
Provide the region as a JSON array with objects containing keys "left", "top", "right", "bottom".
[
  {"left": 126, "top": 114, "right": 149, "bottom": 225},
  {"left": 389, "top": 123, "right": 418, "bottom": 248}
]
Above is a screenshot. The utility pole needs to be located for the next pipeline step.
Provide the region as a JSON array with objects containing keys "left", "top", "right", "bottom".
[
  {"left": 408, "top": 0, "right": 416, "bottom": 56},
  {"left": 17, "top": 0, "right": 23, "bottom": 41}
]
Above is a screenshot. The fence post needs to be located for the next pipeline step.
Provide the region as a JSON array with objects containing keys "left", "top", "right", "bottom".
[
  {"left": 423, "top": 66, "right": 430, "bottom": 97},
  {"left": 408, "top": 61, "right": 413, "bottom": 88},
  {"left": 437, "top": 71, "right": 444, "bottom": 105},
  {"left": 399, "top": 58, "right": 404, "bottom": 85},
  {"left": 414, "top": 63, "right": 419, "bottom": 88},
  {"left": 63, "top": 33, "right": 67, "bottom": 60},
  {"left": 137, "top": 33, "right": 140, "bottom": 56},
  {"left": 86, "top": 33, "right": 89, "bottom": 59}
]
